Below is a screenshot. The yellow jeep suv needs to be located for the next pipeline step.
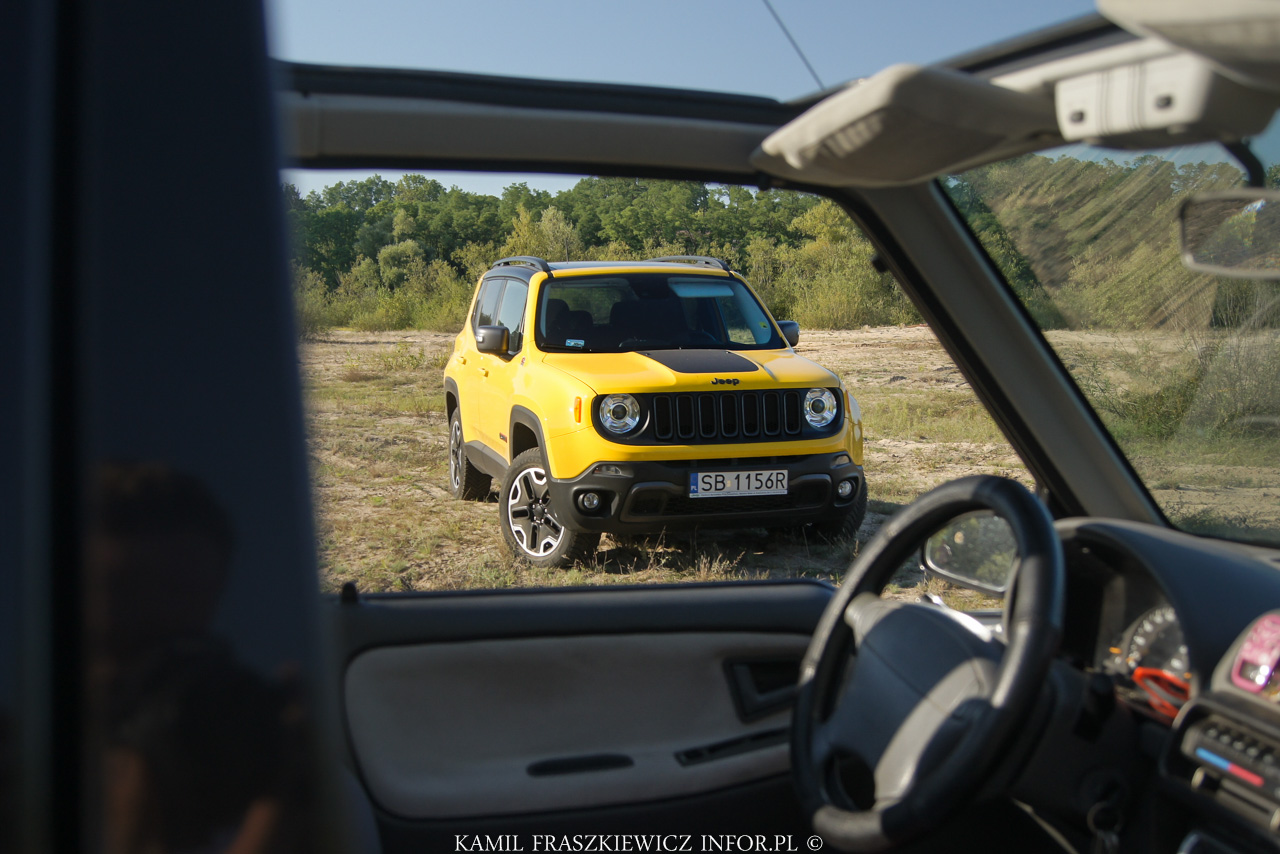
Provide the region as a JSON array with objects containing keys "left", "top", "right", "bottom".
[{"left": 443, "top": 255, "right": 865, "bottom": 567}]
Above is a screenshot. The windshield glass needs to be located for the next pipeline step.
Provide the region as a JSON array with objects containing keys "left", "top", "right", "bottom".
[
  {"left": 949, "top": 128, "right": 1280, "bottom": 546},
  {"left": 537, "top": 274, "right": 782, "bottom": 353}
]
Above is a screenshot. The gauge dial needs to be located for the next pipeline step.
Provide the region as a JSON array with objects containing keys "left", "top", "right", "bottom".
[{"left": 1124, "top": 605, "right": 1189, "bottom": 679}]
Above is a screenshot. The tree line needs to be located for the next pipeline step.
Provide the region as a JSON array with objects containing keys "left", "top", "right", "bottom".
[
  {"left": 286, "top": 157, "right": 1276, "bottom": 337},
  {"left": 283, "top": 176, "right": 916, "bottom": 335}
]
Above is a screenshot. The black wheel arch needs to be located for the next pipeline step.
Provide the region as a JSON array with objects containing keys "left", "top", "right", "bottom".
[
  {"left": 509, "top": 405, "right": 546, "bottom": 461},
  {"left": 443, "top": 377, "right": 460, "bottom": 420}
]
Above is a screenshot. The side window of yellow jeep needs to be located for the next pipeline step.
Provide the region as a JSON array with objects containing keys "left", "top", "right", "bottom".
[
  {"left": 494, "top": 280, "right": 528, "bottom": 351},
  {"left": 474, "top": 280, "right": 503, "bottom": 329}
]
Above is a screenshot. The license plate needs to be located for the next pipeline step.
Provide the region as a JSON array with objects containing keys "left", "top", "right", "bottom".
[{"left": 689, "top": 470, "right": 788, "bottom": 498}]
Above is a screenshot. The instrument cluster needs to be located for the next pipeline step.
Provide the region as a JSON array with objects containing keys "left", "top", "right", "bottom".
[{"left": 1102, "top": 604, "right": 1191, "bottom": 723}]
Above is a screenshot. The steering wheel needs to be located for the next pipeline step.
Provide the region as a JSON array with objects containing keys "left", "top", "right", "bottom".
[{"left": 792, "top": 476, "right": 1063, "bottom": 852}]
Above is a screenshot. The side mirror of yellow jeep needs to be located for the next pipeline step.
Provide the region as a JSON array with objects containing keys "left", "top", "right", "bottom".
[{"left": 475, "top": 325, "right": 509, "bottom": 353}]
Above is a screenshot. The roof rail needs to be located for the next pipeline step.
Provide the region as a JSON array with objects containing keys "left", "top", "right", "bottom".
[
  {"left": 643, "top": 255, "right": 731, "bottom": 272},
  {"left": 492, "top": 256, "right": 553, "bottom": 276}
]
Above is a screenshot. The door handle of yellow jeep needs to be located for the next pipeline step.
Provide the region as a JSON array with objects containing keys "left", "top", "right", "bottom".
[{"left": 479, "top": 367, "right": 488, "bottom": 377}]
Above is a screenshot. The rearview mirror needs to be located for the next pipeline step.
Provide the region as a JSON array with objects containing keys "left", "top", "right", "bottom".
[
  {"left": 1180, "top": 189, "right": 1280, "bottom": 280},
  {"left": 921, "top": 511, "right": 1017, "bottom": 596}
]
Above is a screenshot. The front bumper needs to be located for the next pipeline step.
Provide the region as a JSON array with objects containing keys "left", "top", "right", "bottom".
[{"left": 547, "top": 452, "right": 865, "bottom": 534}]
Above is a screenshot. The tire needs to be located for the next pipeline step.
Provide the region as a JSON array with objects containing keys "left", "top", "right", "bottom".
[
  {"left": 811, "top": 475, "right": 868, "bottom": 540},
  {"left": 500, "top": 448, "right": 600, "bottom": 568},
  {"left": 448, "top": 409, "right": 491, "bottom": 500}
]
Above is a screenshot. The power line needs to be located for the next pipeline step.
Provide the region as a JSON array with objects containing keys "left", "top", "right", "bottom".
[{"left": 761, "top": 0, "right": 825, "bottom": 91}]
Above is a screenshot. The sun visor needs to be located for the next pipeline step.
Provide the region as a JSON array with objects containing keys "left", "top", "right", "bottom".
[{"left": 751, "top": 64, "right": 1059, "bottom": 188}]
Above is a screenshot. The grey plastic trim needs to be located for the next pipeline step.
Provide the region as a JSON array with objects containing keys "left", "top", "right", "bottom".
[
  {"left": 280, "top": 92, "right": 777, "bottom": 177},
  {"left": 279, "top": 62, "right": 800, "bottom": 125},
  {"left": 942, "top": 14, "right": 1126, "bottom": 78},
  {"left": 329, "top": 580, "right": 834, "bottom": 652}
]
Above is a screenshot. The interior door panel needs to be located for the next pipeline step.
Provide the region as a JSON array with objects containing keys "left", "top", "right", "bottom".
[
  {"left": 328, "top": 581, "right": 831, "bottom": 841},
  {"left": 347, "top": 632, "right": 807, "bottom": 817}
]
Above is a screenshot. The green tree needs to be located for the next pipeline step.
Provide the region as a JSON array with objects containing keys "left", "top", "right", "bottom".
[
  {"left": 396, "top": 174, "right": 446, "bottom": 202},
  {"left": 378, "top": 239, "right": 426, "bottom": 290},
  {"left": 499, "top": 207, "right": 584, "bottom": 260},
  {"left": 500, "top": 183, "right": 552, "bottom": 226},
  {"left": 321, "top": 175, "right": 395, "bottom": 213},
  {"left": 303, "top": 205, "right": 362, "bottom": 288}
]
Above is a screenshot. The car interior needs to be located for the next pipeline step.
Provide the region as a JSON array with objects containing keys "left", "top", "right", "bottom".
[{"left": 7, "top": 0, "right": 1280, "bottom": 852}]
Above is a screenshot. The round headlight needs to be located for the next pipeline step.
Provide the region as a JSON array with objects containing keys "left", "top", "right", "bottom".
[
  {"left": 804, "top": 388, "right": 838, "bottom": 428},
  {"left": 599, "top": 394, "right": 641, "bottom": 434}
]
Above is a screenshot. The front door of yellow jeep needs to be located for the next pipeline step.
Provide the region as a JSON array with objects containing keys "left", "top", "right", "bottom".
[
  {"left": 476, "top": 277, "right": 529, "bottom": 460},
  {"left": 457, "top": 277, "right": 503, "bottom": 450}
]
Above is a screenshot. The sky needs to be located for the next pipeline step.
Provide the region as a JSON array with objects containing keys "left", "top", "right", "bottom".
[{"left": 267, "top": 0, "right": 1099, "bottom": 197}]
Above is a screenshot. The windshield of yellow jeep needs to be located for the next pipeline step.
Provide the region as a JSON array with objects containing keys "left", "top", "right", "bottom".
[
  {"left": 536, "top": 274, "right": 784, "bottom": 353},
  {"left": 948, "top": 129, "right": 1280, "bottom": 546}
]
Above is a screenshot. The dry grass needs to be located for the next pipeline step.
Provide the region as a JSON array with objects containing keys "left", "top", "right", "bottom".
[
  {"left": 300, "top": 327, "right": 1030, "bottom": 598},
  {"left": 299, "top": 322, "right": 1280, "bottom": 606}
]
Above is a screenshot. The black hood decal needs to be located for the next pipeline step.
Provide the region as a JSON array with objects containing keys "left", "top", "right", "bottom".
[{"left": 639, "top": 350, "right": 760, "bottom": 374}]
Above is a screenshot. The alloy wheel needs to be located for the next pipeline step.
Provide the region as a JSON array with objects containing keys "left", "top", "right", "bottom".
[
  {"left": 506, "top": 464, "right": 565, "bottom": 556},
  {"left": 449, "top": 418, "right": 464, "bottom": 491}
]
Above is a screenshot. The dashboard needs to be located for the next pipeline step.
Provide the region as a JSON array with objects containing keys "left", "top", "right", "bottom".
[{"left": 1031, "top": 519, "right": 1280, "bottom": 852}]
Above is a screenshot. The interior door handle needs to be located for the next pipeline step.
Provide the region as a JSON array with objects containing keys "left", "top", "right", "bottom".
[{"left": 724, "top": 657, "right": 801, "bottom": 722}]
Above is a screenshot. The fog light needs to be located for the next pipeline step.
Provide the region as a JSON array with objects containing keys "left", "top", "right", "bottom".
[
  {"left": 837, "top": 480, "right": 854, "bottom": 499},
  {"left": 579, "top": 492, "right": 601, "bottom": 511}
]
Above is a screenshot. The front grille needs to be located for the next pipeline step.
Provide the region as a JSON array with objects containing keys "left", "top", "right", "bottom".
[{"left": 649, "top": 390, "right": 803, "bottom": 444}]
